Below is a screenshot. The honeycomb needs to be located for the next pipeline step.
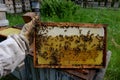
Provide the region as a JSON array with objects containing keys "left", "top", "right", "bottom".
[
  {"left": 36, "top": 26, "right": 105, "bottom": 66},
  {"left": 0, "top": 28, "right": 20, "bottom": 36}
]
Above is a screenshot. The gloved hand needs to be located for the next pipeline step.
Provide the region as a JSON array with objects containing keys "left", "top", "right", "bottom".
[{"left": 20, "top": 15, "right": 39, "bottom": 45}]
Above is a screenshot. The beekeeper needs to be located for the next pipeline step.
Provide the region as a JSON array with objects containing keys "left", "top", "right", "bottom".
[{"left": 0, "top": 15, "right": 39, "bottom": 77}]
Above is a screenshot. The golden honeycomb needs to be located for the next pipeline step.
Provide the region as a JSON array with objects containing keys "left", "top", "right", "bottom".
[
  {"left": 36, "top": 26, "right": 105, "bottom": 66},
  {"left": 0, "top": 28, "right": 20, "bottom": 36}
]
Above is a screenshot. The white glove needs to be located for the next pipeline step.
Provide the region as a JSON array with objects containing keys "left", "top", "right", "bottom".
[{"left": 20, "top": 15, "right": 39, "bottom": 44}]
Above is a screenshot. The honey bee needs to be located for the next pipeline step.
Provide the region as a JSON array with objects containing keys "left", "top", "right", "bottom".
[
  {"left": 51, "top": 43, "right": 53, "bottom": 46},
  {"left": 48, "top": 27, "right": 52, "bottom": 30},
  {"left": 96, "top": 44, "right": 103, "bottom": 51},
  {"left": 87, "top": 30, "right": 90, "bottom": 36},
  {"left": 75, "top": 39, "right": 80, "bottom": 44},
  {"left": 49, "top": 47, "right": 54, "bottom": 52},
  {"left": 40, "top": 52, "right": 48, "bottom": 59},
  {"left": 83, "top": 47, "right": 87, "bottom": 52},
  {"left": 42, "top": 36, "right": 47, "bottom": 42},
  {"left": 91, "top": 44, "right": 96, "bottom": 48},
  {"left": 64, "top": 41, "right": 71, "bottom": 50},
  {"left": 65, "top": 35, "right": 69, "bottom": 40},
  {"left": 59, "top": 35, "right": 64, "bottom": 41},
  {"left": 49, "top": 56, "right": 58, "bottom": 65},
  {"left": 46, "top": 30, "right": 48, "bottom": 33},
  {"left": 69, "top": 36, "right": 74, "bottom": 41},
  {"left": 65, "top": 26, "right": 69, "bottom": 28},
  {"left": 64, "top": 29, "right": 67, "bottom": 32},
  {"left": 65, "top": 41, "right": 71, "bottom": 46},
  {"left": 64, "top": 45, "right": 69, "bottom": 50},
  {"left": 38, "top": 34, "right": 42, "bottom": 38},
  {"left": 59, "top": 44, "right": 62, "bottom": 48},
  {"left": 74, "top": 47, "right": 81, "bottom": 55},
  {"left": 82, "top": 35, "right": 89, "bottom": 42},
  {"left": 71, "top": 26, "right": 73, "bottom": 28},
  {"left": 96, "top": 34, "right": 104, "bottom": 42}
]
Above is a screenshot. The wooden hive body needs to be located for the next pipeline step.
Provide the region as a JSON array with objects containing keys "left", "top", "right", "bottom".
[
  {"left": 0, "top": 4, "right": 6, "bottom": 20},
  {"left": 0, "top": 3, "right": 9, "bottom": 26},
  {"left": 15, "top": 0, "right": 23, "bottom": 13},
  {"left": 5, "top": 0, "right": 13, "bottom": 4},
  {"left": 6, "top": 5, "right": 15, "bottom": 13},
  {"left": 24, "top": 0, "right": 31, "bottom": 11},
  {"left": 5, "top": 0, "right": 15, "bottom": 13}
]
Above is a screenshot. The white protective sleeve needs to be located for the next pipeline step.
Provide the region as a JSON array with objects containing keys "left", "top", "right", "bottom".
[{"left": 0, "top": 34, "right": 29, "bottom": 77}]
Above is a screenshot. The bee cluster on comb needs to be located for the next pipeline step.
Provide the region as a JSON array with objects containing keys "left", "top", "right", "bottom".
[{"left": 34, "top": 22, "right": 107, "bottom": 68}]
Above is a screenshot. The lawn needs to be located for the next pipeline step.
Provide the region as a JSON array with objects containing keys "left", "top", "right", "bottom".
[{"left": 2, "top": 2, "right": 120, "bottom": 80}]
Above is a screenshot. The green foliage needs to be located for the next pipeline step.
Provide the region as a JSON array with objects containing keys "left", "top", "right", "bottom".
[
  {"left": 41, "top": 0, "right": 79, "bottom": 18},
  {"left": 6, "top": 13, "right": 24, "bottom": 26}
]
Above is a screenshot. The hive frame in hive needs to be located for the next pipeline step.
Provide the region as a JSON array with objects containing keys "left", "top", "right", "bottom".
[{"left": 34, "top": 22, "right": 107, "bottom": 68}]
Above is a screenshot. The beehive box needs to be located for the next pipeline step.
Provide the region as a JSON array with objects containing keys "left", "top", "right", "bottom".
[
  {"left": 5, "top": 0, "right": 13, "bottom": 4},
  {"left": 34, "top": 22, "right": 107, "bottom": 68},
  {"left": 6, "top": 4, "right": 15, "bottom": 13},
  {"left": 25, "top": 6, "right": 31, "bottom": 11},
  {"left": 24, "top": 1, "right": 31, "bottom": 11},
  {"left": 15, "top": 3, "right": 22, "bottom": 8},
  {"left": 15, "top": 8, "right": 22, "bottom": 13},
  {"left": 24, "top": 1, "right": 30, "bottom": 7},
  {"left": 100, "top": 2, "right": 105, "bottom": 7},
  {"left": 5, "top": 0, "right": 14, "bottom": 13},
  {"left": 0, "top": 12, "right": 6, "bottom": 20},
  {"left": 15, "top": 0, "right": 21, "bottom": 3},
  {"left": 6, "top": 4, "right": 14, "bottom": 8},
  {"left": 0, "top": 4, "right": 9, "bottom": 26},
  {"left": 7, "top": 8, "right": 15, "bottom": 13},
  {"left": 0, "top": 4, "right": 7, "bottom": 20}
]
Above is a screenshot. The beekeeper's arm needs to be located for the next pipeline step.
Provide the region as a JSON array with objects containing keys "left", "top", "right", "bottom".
[{"left": 0, "top": 15, "right": 39, "bottom": 77}]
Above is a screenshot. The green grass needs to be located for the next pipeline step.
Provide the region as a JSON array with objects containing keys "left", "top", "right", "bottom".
[
  {"left": 2, "top": 2, "right": 120, "bottom": 80},
  {"left": 6, "top": 13, "right": 24, "bottom": 26}
]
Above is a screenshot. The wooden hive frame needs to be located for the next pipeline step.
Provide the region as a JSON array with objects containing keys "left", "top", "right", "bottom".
[{"left": 34, "top": 22, "right": 108, "bottom": 69}]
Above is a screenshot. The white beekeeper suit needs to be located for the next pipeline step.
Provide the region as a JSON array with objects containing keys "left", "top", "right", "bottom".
[{"left": 0, "top": 15, "right": 39, "bottom": 77}]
